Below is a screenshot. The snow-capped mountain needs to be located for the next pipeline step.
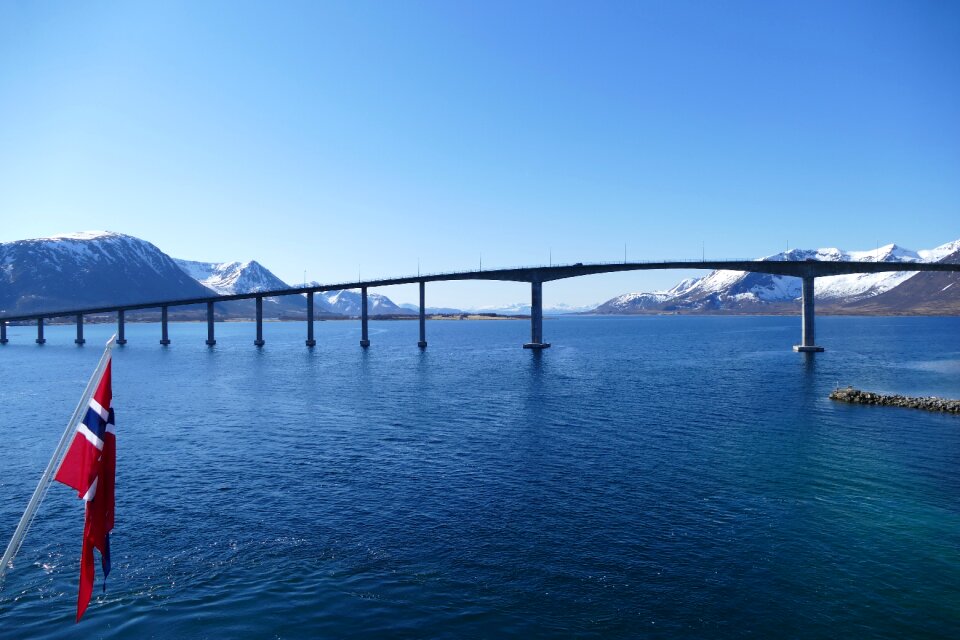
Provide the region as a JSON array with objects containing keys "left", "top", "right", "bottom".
[
  {"left": 5, "top": 231, "right": 956, "bottom": 320},
  {"left": 471, "top": 302, "right": 532, "bottom": 315},
  {"left": 539, "top": 302, "right": 599, "bottom": 315},
  {"left": 399, "top": 303, "right": 464, "bottom": 315},
  {"left": 174, "top": 259, "right": 290, "bottom": 295},
  {"left": 463, "top": 302, "right": 596, "bottom": 315},
  {"left": 0, "top": 231, "right": 214, "bottom": 314},
  {"left": 593, "top": 292, "right": 674, "bottom": 314},
  {"left": 317, "top": 289, "right": 414, "bottom": 316},
  {"left": 173, "top": 259, "right": 333, "bottom": 318},
  {"left": 592, "top": 240, "right": 960, "bottom": 314},
  {"left": 672, "top": 244, "right": 920, "bottom": 307},
  {"left": 0, "top": 228, "right": 415, "bottom": 319},
  {"left": 843, "top": 241, "right": 960, "bottom": 314}
]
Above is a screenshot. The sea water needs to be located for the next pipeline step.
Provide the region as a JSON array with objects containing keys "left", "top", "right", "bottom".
[{"left": 1, "top": 316, "right": 958, "bottom": 638}]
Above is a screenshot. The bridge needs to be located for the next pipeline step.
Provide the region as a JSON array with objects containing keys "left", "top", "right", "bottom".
[{"left": 1, "top": 259, "right": 957, "bottom": 352}]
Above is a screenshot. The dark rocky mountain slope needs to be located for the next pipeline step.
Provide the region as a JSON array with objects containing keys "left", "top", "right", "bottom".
[{"left": 0, "top": 231, "right": 215, "bottom": 315}]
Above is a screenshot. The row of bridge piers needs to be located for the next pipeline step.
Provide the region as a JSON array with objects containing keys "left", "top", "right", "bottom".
[{"left": 0, "top": 278, "right": 820, "bottom": 352}]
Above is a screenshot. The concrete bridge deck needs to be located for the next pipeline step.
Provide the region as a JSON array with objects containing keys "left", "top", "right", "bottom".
[{"left": 1, "top": 259, "right": 958, "bottom": 352}]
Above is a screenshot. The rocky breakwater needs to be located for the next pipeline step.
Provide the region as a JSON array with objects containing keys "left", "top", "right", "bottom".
[{"left": 829, "top": 387, "right": 960, "bottom": 414}]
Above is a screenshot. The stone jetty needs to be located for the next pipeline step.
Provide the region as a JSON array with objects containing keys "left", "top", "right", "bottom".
[{"left": 829, "top": 387, "right": 960, "bottom": 414}]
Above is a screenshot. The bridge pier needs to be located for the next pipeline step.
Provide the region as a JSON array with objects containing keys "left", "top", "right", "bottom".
[
  {"left": 360, "top": 286, "right": 370, "bottom": 347},
  {"left": 418, "top": 281, "right": 427, "bottom": 348},
  {"left": 206, "top": 301, "right": 216, "bottom": 346},
  {"left": 75, "top": 314, "right": 85, "bottom": 345},
  {"left": 0, "top": 320, "right": 6, "bottom": 345},
  {"left": 306, "top": 292, "right": 316, "bottom": 347},
  {"left": 254, "top": 296, "right": 265, "bottom": 347},
  {"left": 793, "top": 275, "right": 824, "bottom": 353},
  {"left": 36, "top": 318, "right": 45, "bottom": 344},
  {"left": 117, "top": 310, "right": 127, "bottom": 345},
  {"left": 523, "top": 281, "right": 550, "bottom": 349},
  {"left": 160, "top": 306, "right": 170, "bottom": 345}
]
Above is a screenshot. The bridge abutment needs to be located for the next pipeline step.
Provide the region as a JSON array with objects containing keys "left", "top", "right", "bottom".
[
  {"left": 793, "top": 275, "right": 824, "bottom": 353},
  {"left": 360, "top": 287, "right": 370, "bottom": 347},
  {"left": 306, "top": 292, "right": 316, "bottom": 347},
  {"left": 523, "top": 280, "right": 550, "bottom": 349},
  {"left": 418, "top": 281, "right": 427, "bottom": 348}
]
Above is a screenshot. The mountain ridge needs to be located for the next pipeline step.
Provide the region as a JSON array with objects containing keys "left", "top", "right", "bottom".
[
  {"left": 0, "top": 231, "right": 215, "bottom": 315},
  {"left": 590, "top": 240, "right": 960, "bottom": 315}
]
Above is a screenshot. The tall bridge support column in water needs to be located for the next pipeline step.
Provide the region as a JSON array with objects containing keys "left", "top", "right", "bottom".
[
  {"left": 117, "top": 310, "right": 127, "bottom": 345},
  {"left": 206, "top": 301, "right": 216, "bottom": 346},
  {"left": 306, "top": 292, "right": 316, "bottom": 347},
  {"left": 160, "top": 306, "right": 170, "bottom": 345},
  {"left": 523, "top": 280, "right": 550, "bottom": 350},
  {"left": 254, "top": 297, "right": 265, "bottom": 347},
  {"left": 75, "top": 314, "right": 85, "bottom": 345},
  {"left": 418, "top": 281, "right": 427, "bottom": 348},
  {"left": 36, "top": 318, "right": 45, "bottom": 345},
  {"left": 0, "top": 320, "right": 7, "bottom": 345},
  {"left": 793, "top": 275, "right": 824, "bottom": 352},
  {"left": 360, "top": 287, "right": 370, "bottom": 348}
]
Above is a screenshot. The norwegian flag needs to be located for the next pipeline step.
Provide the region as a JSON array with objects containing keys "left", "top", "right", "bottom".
[{"left": 54, "top": 359, "right": 115, "bottom": 622}]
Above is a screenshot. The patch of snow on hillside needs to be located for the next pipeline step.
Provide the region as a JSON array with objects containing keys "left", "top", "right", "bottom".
[
  {"left": 815, "top": 271, "right": 917, "bottom": 300},
  {"left": 317, "top": 289, "right": 410, "bottom": 315},
  {"left": 846, "top": 244, "right": 920, "bottom": 263},
  {"left": 667, "top": 278, "right": 700, "bottom": 295},
  {"left": 43, "top": 230, "right": 120, "bottom": 241},
  {"left": 681, "top": 269, "right": 747, "bottom": 295},
  {"left": 746, "top": 275, "right": 802, "bottom": 301},
  {"left": 918, "top": 239, "right": 960, "bottom": 262},
  {"left": 615, "top": 292, "right": 671, "bottom": 304},
  {"left": 175, "top": 259, "right": 216, "bottom": 283}
]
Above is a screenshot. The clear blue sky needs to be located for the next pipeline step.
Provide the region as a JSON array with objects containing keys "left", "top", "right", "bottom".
[{"left": 1, "top": 1, "right": 957, "bottom": 308}]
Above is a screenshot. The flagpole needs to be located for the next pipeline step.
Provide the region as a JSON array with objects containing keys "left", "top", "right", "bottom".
[{"left": 0, "top": 335, "right": 116, "bottom": 581}]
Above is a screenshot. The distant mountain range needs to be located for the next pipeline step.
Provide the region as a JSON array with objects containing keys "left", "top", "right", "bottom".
[
  {"left": 461, "top": 302, "right": 597, "bottom": 316},
  {"left": 1, "top": 232, "right": 958, "bottom": 318},
  {"left": 590, "top": 241, "right": 960, "bottom": 315},
  {"left": 0, "top": 232, "right": 395, "bottom": 318},
  {"left": 173, "top": 258, "right": 317, "bottom": 318},
  {"left": 310, "top": 286, "right": 415, "bottom": 316},
  {"left": 399, "top": 303, "right": 463, "bottom": 315}
]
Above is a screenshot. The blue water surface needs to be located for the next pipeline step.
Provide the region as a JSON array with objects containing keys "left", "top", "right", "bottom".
[{"left": 1, "top": 316, "right": 958, "bottom": 639}]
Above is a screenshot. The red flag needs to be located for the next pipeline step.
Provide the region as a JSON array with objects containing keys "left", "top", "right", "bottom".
[{"left": 55, "top": 360, "right": 115, "bottom": 622}]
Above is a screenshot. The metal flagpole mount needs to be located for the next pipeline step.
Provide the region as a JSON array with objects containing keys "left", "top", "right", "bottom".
[{"left": 0, "top": 334, "right": 116, "bottom": 581}]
